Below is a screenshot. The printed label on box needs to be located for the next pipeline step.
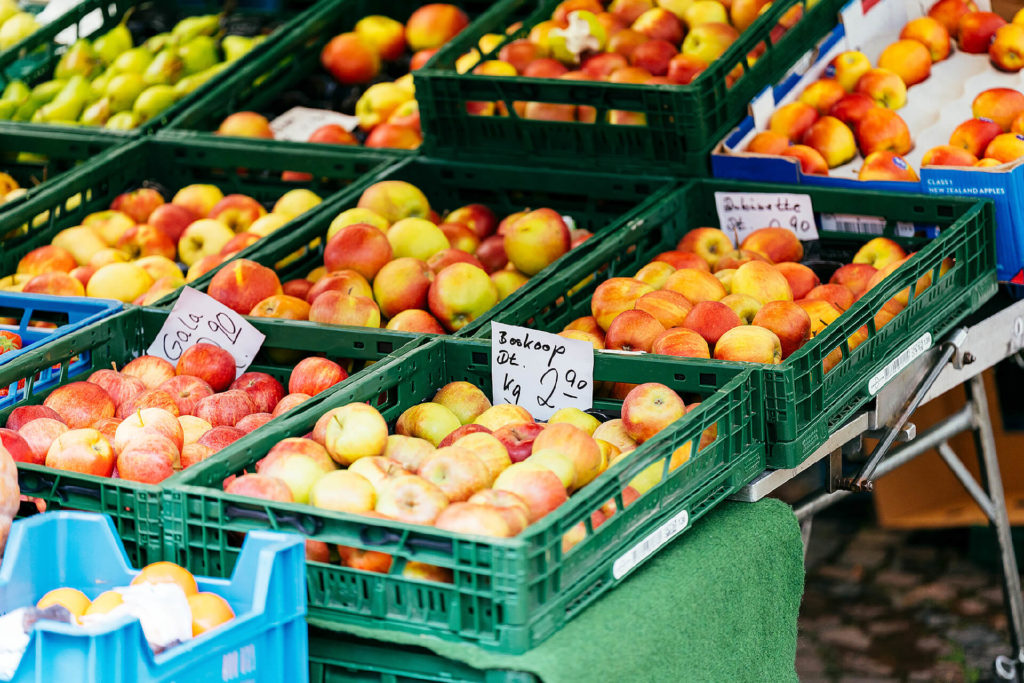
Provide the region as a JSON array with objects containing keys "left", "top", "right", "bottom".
[
  {"left": 714, "top": 191, "right": 819, "bottom": 243},
  {"left": 270, "top": 106, "right": 360, "bottom": 142},
  {"left": 146, "top": 287, "right": 265, "bottom": 378},
  {"left": 612, "top": 509, "right": 690, "bottom": 580},
  {"left": 868, "top": 332, "right": 933, "bottom": 395},
  {"left": 820, "top": 213, "right": 916, "bottom": 237},
  {"left": 491, "top": 322, "right": 593, "bottom": 421}
]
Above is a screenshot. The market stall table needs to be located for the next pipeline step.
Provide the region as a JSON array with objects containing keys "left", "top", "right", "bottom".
[{"left": 309, "top": 499, "right": 804, "bottom": 682}]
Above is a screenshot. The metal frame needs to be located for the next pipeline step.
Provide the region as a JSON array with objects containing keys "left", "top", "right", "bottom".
[{"left": 732, "top": 297, "right": 1024, "bottom": 681}]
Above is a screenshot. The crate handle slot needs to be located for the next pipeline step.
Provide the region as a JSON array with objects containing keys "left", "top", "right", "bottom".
[
  {"left": 359, "top": 527, "right": 453, "bottom": 554},
  {"left": 225, "top": 503, "right": 322, "bottom": 535}
]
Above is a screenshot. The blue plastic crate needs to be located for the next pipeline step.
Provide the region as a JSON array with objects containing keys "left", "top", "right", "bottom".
[
  {"left": 0, "top": 293, "right": 121, "bottom": 406},
  {"left": 0, "top": 511, "right": 308, "bottom": 683}
]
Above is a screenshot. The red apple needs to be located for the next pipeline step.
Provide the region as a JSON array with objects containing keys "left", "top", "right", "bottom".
[
  {"left": 289, "top": 357, "right": 347, "bottom": 396},
  {"left": 158, "top": 375, "right": 215, "bottom": 416},
  {"left": 43, "top": 382, "right": 115, "bottom": 429},
  {"left": 194, "top": 390, "right": 257, "bottom": 427},
  {"left": 492, "top": 422, "right": 544, "bottom": 463},
  {"left": 229, "top": 372, "right": 285, "bottom": 414},
  {"left": 175, "top": 343, "right": 237, "bottom": 392},
  {"left": 121, "top": 355, "right": 175, "bottom": 389},
  {"left": 6, "top": 405, "right": 64, "bottom": 431},
  {"left": 46, "top": 428, "right": 115, "bottom": 476},
  {"left": 198, "top": 425, "right": 246, "bottom": 452}
]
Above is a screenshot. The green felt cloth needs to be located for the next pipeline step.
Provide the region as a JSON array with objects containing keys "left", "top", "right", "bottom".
[{"left": 312, "top": 499, "right": 804, "bottom": 682}]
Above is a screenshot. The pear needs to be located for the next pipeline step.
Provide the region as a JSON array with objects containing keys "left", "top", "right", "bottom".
[
  {"left": 55, "top": 39, "right": 102, "bottom": 80},
  {"left": 0, "top": 100, "right": 15, "bottom": 120},
  {"left": 80, "top": 97, "right": 112, "bottom": 126},
  {"left": 179, "top": 35, "right": 219, "bottom": 75},
  {"left": 105, "top": 72, "right": 146, "bottom": 112},
  {"left": 143, "top": 32, "right": 174, "bottom": 53},
  {"left": 90, "top": 67, "right": 116, "bottom": 99},
  {"left": 172, "top": 62, "right": 226, "bottom": 98},
  {"left": 39, "top": 76, "right": 91, "bottom": 122},
  {"left": 111, "top": 47, "right": 153, "bottom": 74},
  {"left": 1, "top": 79, "right": 29, "bottom": 105},
  {"left": 171, "top": 14, "right": 220, "bottom": 43},
  {"left": 0, "top": 0, "right": 19, "bottom": 26},
  {"left": 94, "top": 21, "right": 132, "bottom": 65},
  {"left": 28, "top": 79, "right": 67, "bottom": 106},
  {"left": 132, "top": 84, "right": 176, "bottom": 123},
  {"left": 0, "top": 13, "right": 39, "bottom": 49},
  {"left": 143, "top": 48, "right": 185, "bottom": 86},
  {"left": 13, "top": 99, "right": 39, "bottom": 122},
  {"left": 221, "top": 34, "right": 255, "bottom": 62},
  {"left": 105, "top": 110, "right": 137, "bottom": 130}
]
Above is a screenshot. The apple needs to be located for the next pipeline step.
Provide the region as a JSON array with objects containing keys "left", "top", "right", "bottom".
[
  {"left": 383, "top": 434, "right": 436, "bottom": 472},
  {"left": 428, "top": 248, "right": 485, "bottom": 274},
  {"left": 309, "top": 292, "right": 381, "bottom": 328},
  {"left": 186, "top": 254, "right": 224, "bottom": 283},
  {"left": 207, "top": 259, "right": 282, "bottom": 316},
  {"left": 972, "top": 89, "right": 1024, "bottom": 132},
  {"left": 308, "top": 470, "right": 376, "bottom": 512},
  {"left": 229, "top": 372, "right": 284, "bottom": 414},
  {"left": 175, "top": 343, "right": 236, "bottom": 392},
  {"left": 532, "top": 422, "right": 603, "bottom": 489},
  {"left": 745, "top": 131, "right": 790, "bottom": 155},
  {"left": 395, "top": 402, "right": 461, "bottom": 448},
  {"left": 604, "top": 310, "right": 666, "bottom": 352},
  {"left": 272, "top": 393, "right": 310, "bottom": 418},
  {"left": 434, "top": 503, "right": 515, "bottom": 537},
  {"left": 769, "top": 101, "right": 819, "bottom": 142},
  {"left": 406, "top": 3, "right": 469, "bottom": 50},
  {"left": 323, "top": 223, "right": 393, "bottom": 281},
  {"left": 446, "top": 204, "right": 497, "bottom": 240},
  {"left": 799, "top": 78, "right": 847, "bottom": 116},
  {"left": 219, "top": 232, "right": 262, "bottom": 258},
  {"left": 492, "top": 463, "right": 567, "bottom": 522},
  {"left": 467, "top": 489, "right": 530, "bottom": 535},
  {"left": 416, "top": 446, "right": 490, "bottom": 502},
  {"left": 432, "top": 381, "right": 491, "bottom": 426},
  {"left": 634, "top": 289, "right": 693, "bottom": 328},
  {"left": 928, "top": 0, "right": 979, "bottom": 33},
  {"left": 590, "top": 278, "right": 656, "bottom": 330},
  {"left": 289, "top": 357, "right": 347, "bottom": 396},
  {"left": 148, "top": 203, "right": 196, "bottom": 244},
  {"left": 427, "top": 263, "right": 498, "bottom": 332},
  {"left": 901, "top": 16, "right": 951, "bottom": 62},
  {"left": 681, "top": 22, "right": 738, "bottom": 63},
  {"left": 949, "top": 118, "right": 1002, "bottom": 157},
  {"left": 155, "top": 375, "right": 214, "bottom": 417},
  {"left": 118, "top": 388, "right": 180, "bottom": 418},
  {"left": 729, "top": 261, "right": 792, "bottom": 304},
  {"left": 83, "top": 210, "right": 136, "bottom": 247},
  {"left": 452, "top": 432, "right": 511, "bottom": 484},
  {"left": 832, "top": 50, "right": 872, "bottom": 92},
  {"left": 249, "top": 294, "right": 311, "bottom": 320},
  {"left": 217, "top": 112, "right": 274, "bottom": 139},
  {"left": 610, "top": 0, "right": 653, "bottom": 24},
  {"left": 474, "top": 404, "right": 535, "bottom": 432},
  {"left": 664, "top": 268, "right": 727, "bottom": 303},
  {"left": 0, "top": 428, "right": 33, "bottom": 463},
  {"left": 20, "top": 272, "right": 85, "bottom": 298},
  {"left": 676, "top": 227, "right": 733, "bottom": 268},
  {"left": 797, "top": 299, "right": 842, "bottom": 338},
  {"left": 632, "top": 7, "right": 683, "bottom": 42},
  {"left": 741, "top": 227, "right": 803, "bottom": 264},
  {"left": 828, "top": 93, "right": 876, "bottom": 128},
  {"left": 922, "top": 144, "right": 978, "bottom": 167},
  {"left": 437, "top": 222, "right": 480, "bottom": 254},
  {"left": 248, "top": 213, "right": 292, "bottom": 239},
  {"left": 114, "top": 407, "right": 183, "bottom": 455},
  {"left": 958, "top": 11, "right": 1006, "bottom": 54},
  {"left": 619, "top": 382, "right": 686, "bottom": 444},
  {"left": 261, "top": 451, "right": 334, "bottom": 506},
  {"left": 633, "top": 261, "right": 677, "bottom": 290},
  {"left": 386, "top": 309, "right": 446, "bottom": 333},
  {"left": 194, "top": 390, "right": 256, "bottom": 427},
  {"left": 829, "top": 263, "right": 878, "bottom": 296},
  {"left": 651, "top": 326, "right": 711, "bottom": 358},
  {"left": 751, "top": 301, "right": 811, "bottom": 358},
  {"left": 854, "top": 69, "right": 907, "bottom": 109},
  {"left": 858, "top": 151, "right": 919, "bottom": 181},
  {"left": 43, "top": 381, "right": 115, "bottom": 429},
  {"left": 323, "top": 403, "right": 389, "bottom": 466},
  {"left": 177, "top": 219, "right": 235, "bottom": 267},
  {"left": 197, "top": 425, "right": 246, "bottom": 452},
  {"left": 86, "top": 370, "right": 144, "bottom": 411},
  {"left": 235, "top": 412, "right": 272, "bottom": 434},
  {"left": 773, "top": 262, "right": 819, "bottom": 299},
  {"left": 120, "top": 357, "right": 176, "bottom": 392},
  {"left": 490, "top": 422, "right": 544, "bottom": 464},
  {"left": 172, "top": 184, "right": 223, "bottom": 218},
  {"left": 500, "top": 209, "right": 571, "bottom": 276},
  {"left": 583, "top": 52, "right": 629, "bottom": 78},
  {"left": 807, "top": 283, "right": 855, "bottom": 312},
  {"left": 307, "top": 270, "right": 373, "bottom": 303},
  {"left": 852, "top": 237, "right": 907, "bottom": 270},
  {"left": 16, "top": 245, "right": 76, "bottom": 276},
  {"left": 348, "top": 456, "right": 406, "bottom": 494},
  {"left": 336, "top": 544, "right": 393, "bottom": 573},
  {"left": 991, "top": 24, "right": 1024, "bottom": 71},
  {"left": 52, "top": 227, "right": 107, "bottom": 267},
  {"left": 283, "top": 279, "right": 313, "bottom": 300},
  {"left": 45, "top": 428, "right": 115, "bottom": 476},
  {"left": 358, "top": 180, "right": 431, "bottom": 224},
  {"left": 592, "top": 418, "right": 638, "bottom": 454},
  {"left": 855, "top": 107, "right": 912, "bottom": 156},
  {"left": 375, "top": 474, "right": 449, "bottom": 524},
  {"left": 780, "top": 144, "right": 830, "bottom": 176},
  {"left": 115, "top": 433, "right": 178, "bottom": 483},
  {"left": 681, "top": 300, "right": 741, "bottom": 347},
  {"left": 801, "top": 116, "right": 857, "bottom": 168},
  {"left": 630, "top": 39, "right": 677, "bottom": 75},
  {"left": 224, "top": 473, "right": 293, "bottom": 502},
  {"left": 653, "top": 251, "right": 710, "bottom": 271},
  {"left": 18, "top": 418, "right": 69, "bottom": 464},
  {"left": 86, "top": 262, "right": 154, "bottom": 303},
  {"left": 984, "top": 133, "right": 1024, "bottom": 163},
  {"left": 713, "top": 325, "right": 782, "bottom": 363},
  {"left": 7, "top": 405, "right": 63, "bottom": 432},
  {"left": 878, "top": 39, "right": 931, "bottom": 86},
  {"left": 178, "top": 415, "right": 212, "bottom": 445}
]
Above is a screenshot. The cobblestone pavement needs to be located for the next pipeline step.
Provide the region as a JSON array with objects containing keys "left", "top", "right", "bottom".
[{"left": 797, "top": 501, "right": 1017, "bottom": 682}]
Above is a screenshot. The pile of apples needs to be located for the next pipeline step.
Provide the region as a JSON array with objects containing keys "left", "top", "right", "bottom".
[
  {"left": 748, "top": 0, "right": 1024, "bottom": 179},
  {"left": 450, "top": 0, "right": 803, "bottom": 124},
  {"left": 215, "top": 3, "right": 471, "bottom": 150},
  {"left": 4, "top": 183, "right": 322, "bottom": 304},
  {"left": 0, "top": 343, "right": 352, "bottom": 484},
  {"left": 557, "top": 226, "right": 941, "bottom": 371},
  {"left": 0, "top": 13, "right": 265, "bottom": 129},
  {"left": 225, "top": 378, "right": 708, "bottom": 570},
  {"left": 202, "top": 179, "right": 591, "bottom": 333}
]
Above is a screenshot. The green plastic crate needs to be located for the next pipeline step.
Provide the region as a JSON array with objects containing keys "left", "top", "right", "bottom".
[
  {"left": 308, "top": 627, "right": 537, "bottom": 682},
  {"left": 0, "top": 305, "right": 420, "bottom": 566},
  {"left": 166, "top": 0, "right": 496, "bottom": 149},
  {"left": 152, "top": 154, "right": 676, "bottom": 336},
  {"left": 162, "top": 337, "right": 765, "bottom": 653},
  {"left": 477, "top": 179, "right": 998, "bottom": 469},
  {"left": 0, "top": 124, "right": 116, "bottom": 217},
  {"left": 0, "top": 0, "right": 320, "bottom": 139},
  {"left": 414, "top": 0, "right": 846, "bottom": 174},
  {"left": 0, "top": 134, "right": 393, "bottom": 304}
]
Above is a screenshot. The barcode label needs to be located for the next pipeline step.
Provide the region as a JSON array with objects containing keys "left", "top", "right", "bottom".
[
  {"left": 868, "top": 332, "right": 932, "bottom": 395},
  {"left": 612, "top": 508, "right": 689, "bottom": 580},
  {"left": 821, "top": 214, "right": 917, "bottom": 237}
]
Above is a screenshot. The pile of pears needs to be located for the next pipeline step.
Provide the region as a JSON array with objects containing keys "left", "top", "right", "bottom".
[
  {"left": 0, "top": 11, "right": 265, "bottom": 129},
  {"left": 0, "top": 0, "right": 39, "bottom": 51}
]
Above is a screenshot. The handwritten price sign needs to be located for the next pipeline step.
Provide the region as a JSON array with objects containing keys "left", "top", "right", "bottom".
[
  {"left": 490, "top": 323, "right": 593, "bottom": 421},
  {"left": 270, "top": 106, "right": 360, "bottom": 142},
  {"left": 713, "top": 191, "right": 819, "bottom": 244},
  {"left": 146, "top": 287, "right": 266, "bottom": 378}
]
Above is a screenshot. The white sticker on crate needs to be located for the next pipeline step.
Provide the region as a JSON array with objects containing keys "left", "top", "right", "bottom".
[
  {"left": 868, "top": 332, "right": 933, "bottom": 395},
  {"left": 270, "top": 106, "right": 360, "bottom": 142},
  {"left": 490, "top": 322, "right": 593, "bottom": 421},
  {"left": 612, "top": 509, "right": 690, "bottom": 580},
  {"left": 713, "top": 191, "right": 819, "bottom": 243},
  {"left": 820, "top": 213, "right": 917, "bottom": 237},
  {"left": 146, "top": 287, "right": 266, "bottom": 379}
]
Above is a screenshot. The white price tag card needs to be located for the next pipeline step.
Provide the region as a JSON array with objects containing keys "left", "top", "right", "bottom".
[
  {"left": 714, "top": 191, "right": 819, "bottom": 244},
  {"left": 146, "top": 287, "right": 266, "bottom": 378},
  {"left": 490, "top": 323, "right": 593, "bottom": 421},
  {"left": 749, "top": 86, "right": 775, "bottom": 131},
  {"left": 270, "top": 106, "right": 360, "bottom": 142}
]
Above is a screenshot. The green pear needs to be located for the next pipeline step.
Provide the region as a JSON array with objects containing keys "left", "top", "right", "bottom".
[
  {"left": 94, "top": 21, "right": 133, "bottom": 65},
  {"left": 179, "top": 35, "right": 219, "bottom": 75},
  {"left": 90, "top": 67, "right": 116, "bottom": 99},
  {"left": 143, "top": 32, "right": 174, "bottom": 53},
  {"left": 0, "top": 100, "right": 16, "bottom": 120},
  {"left": 105, "top": 72, "right": 146, "bottom": 112},
  {"left": 0, "top": 1, "right": 19, "bottom": 26},
  {"left": 143, "top": 48, "right": 185, "bottom": 86},
  {"left": 171, "top": 14, "right": 220, "bottom": 43},
  {"left": 221, "top": 34, "right": 254, "bottom": 62},
  {"left": 55, "top": 39, "right": 102, "bottom": 80},
  {"left": 13, "top": 99, "right": 39, "bottom": 121},
  {"left": 132, "top": 84, "right": 176, "bottom": 123},
  {"left": 39, "top": 76, "right": 91, "bottom": 122},
  {"left": 172, "top": 62, "right": 227, "bottom": 98},
  {"left": 28, "top": 79, "right": 67, "bottom": 106},
  {"left": 80, "top": 97, "right": 111, "bottom": 126},
  {"left": 1, "top": 79, "right": 29, "bottom": 105},
  {"left": 0, "top": 13, "right": 39, "bottom": 49},
  {"left": 111, "top": 47, "right": 153, "bottom": 74},
  {"left": 105, "top": 110, "right": 137, "bottom": 130}
]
